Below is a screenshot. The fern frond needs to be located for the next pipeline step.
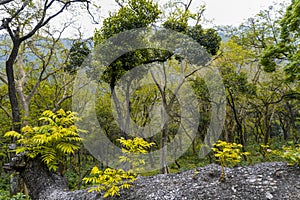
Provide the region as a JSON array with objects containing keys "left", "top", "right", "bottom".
[
  {"left": 16, "top": 147, "right": 27, "bottom": 154},
  {"left": 32, "top": 134, "right": 48, "bottom": 145},
  {"left": 40, "top": 147, "right": 56, "bottom": 165},
  {"left": 4, "top": 131, "right": 23, "bottom": 139},
  {"left": 56, "top": 142, "right": 79, "bottom": 154},
  {"left": 4, "top": 109, "right": 85, "bottom": 173}
]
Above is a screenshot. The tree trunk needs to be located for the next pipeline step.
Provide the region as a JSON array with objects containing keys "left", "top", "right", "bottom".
[
  {"left": 17, "top": 159, "right": 100, "bottom": 200},
  {"left": 160, "top": 125, "right": 169, "bottom": 174},
  {"left": 6, "top": 40, "right": 23, "bottom": 196},
  {"left": 6, "top": 41, "right": 21, "bottom": 133},
  {"left": 264, "top": 105, "right": 270, "bottom": 145}
]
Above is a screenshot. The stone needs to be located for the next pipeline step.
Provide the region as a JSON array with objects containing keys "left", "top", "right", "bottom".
[{"left": 23, "top": 161, "right": 300, "bottom": 200}]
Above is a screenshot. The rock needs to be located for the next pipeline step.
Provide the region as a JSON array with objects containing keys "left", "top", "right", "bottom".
[
  {"left": 33, "top": 162, "right": 300, "bottom": 200},
  {"left": 266, "top": 192, "right": 273, "bottom": 199},
  {"left": 104, "top": 162, "right": 300, "bottom": 200}
]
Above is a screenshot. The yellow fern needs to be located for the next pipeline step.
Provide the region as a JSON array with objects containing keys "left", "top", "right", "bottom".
[
  {"left": 4, "top": 109, "right": 84, "bottom": 172},
  {"left": 84, "top": 137, "right": 154, "bottom": 198}
]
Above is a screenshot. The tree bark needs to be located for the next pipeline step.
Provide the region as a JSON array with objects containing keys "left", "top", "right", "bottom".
[
  {"left": 6, "top": 40, "right": 21, "bottom": 133},
  {"left": 16, "top": 158, "right": 100, "bottom": 200}
]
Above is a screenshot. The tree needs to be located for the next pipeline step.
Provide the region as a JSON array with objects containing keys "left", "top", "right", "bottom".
[
  {"left": 0, "top": 0, "right": 98, "bottom": 197},
  {"left": 0, "top": 22, "right": 87, "bottom": 196},
  {"left": 260, "top": 0, "right": 300, "bottom": 82},
  {"left": 92, "top": 0, "right": 221, "bottom": 174},
  {"left": 213, "top": 40, "right": 256, "bottom": 147},
  {"left": 219, "top": 3, "right": 299, "bottom": 147},
  {"left": 0, "top": 0, "right": 92, "bottom": 133}
]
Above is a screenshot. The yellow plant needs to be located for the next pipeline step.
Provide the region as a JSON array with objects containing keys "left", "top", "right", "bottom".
[
  {"left": 212, "top": 140, "right": 250, "bottom": 181},
  {"left": 259, "top": 144, "right": 272, "bottom": 160},
  {"left": 118, "top": 137, "right": 155, "bottom": 171},
  {"left": 83, "top": 166, "right": 137, "bottom": 198},
  {"left": 84, "top": 137, "right": 155, "bottom": 198},
  {"left": 4, "top": 109, "right": 84, "bottom": 172}
]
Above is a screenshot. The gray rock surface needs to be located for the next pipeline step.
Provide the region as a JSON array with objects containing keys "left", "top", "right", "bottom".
[
  {"left": 44, "top": 162, "right": 300, "bottom": 200},
  {"left": 107, "top": 162, "right": 300, "bottom": 200}
]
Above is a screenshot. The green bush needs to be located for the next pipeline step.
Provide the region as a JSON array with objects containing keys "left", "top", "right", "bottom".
[
  {"left": 0, "top": 190, "right": 31, "bottom": 200},
  {"left": 273, "top": 144, "right": 300, "bottom": 166}
]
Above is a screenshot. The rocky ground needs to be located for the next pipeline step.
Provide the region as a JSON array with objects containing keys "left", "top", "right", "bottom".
[{"left": 44, "top": 162, "right": 300, "bottom": 200}]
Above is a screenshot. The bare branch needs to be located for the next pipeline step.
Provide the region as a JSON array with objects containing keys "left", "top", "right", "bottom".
[
  {"left": 0, "top": 73, "right": 8, "bottom": 84},
  {"left": 0, "top": 0, "right": 29, "bottom": 36},
  {"left": 115, "top": 0, "right": 124, "bottom": 8},
  {"left": 185, "top": 0, "right": 193, "bottom": 12},
  {"left": 52, "top": 94, "right": 72, "bottom": 112},
  {"left": 185, "top": 52, "right": 223, "bottom": 79},
  {"left": 0, "top": 104, "right": 12, "bottom": 119},
  {"left": 10, "top": 0, "right": 29, "bottom": 22},
  {"left": 0, "top": 0, "right": 13, "bottom": 6},
  {"left": 174, "top": 0, "right": 193, "bottom": 12},
  {"left": 85, "top": 1, "right": 99, "bottom": 24},
  {"left": 20, "top": 0, "right": 90, "bottom": 42},
  {"left": 26, "top": 23, "right": 71, "bottom": 102}
]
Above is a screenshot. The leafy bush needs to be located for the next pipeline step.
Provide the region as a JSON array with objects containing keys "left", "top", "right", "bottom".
[
  {"left": 83, "top": 137, "right": 155, "bottom": 198},
  {"left": 118, "top": 137, "right": 155, "bottom": 171},
  {"left": 0, "top": 173, "right": 10, "bottom": 191},
  {"left": 212, "top": 140, "right": 250, "bottom": 181},
  {"left": 83, "top": 167, "right": 137, "bottom": 198},
  {"left": 0, "top": 190, "right": 31, "bottom": 200},
  {"left": 4, "top": 109, "right": 84, "bottom": 172},
  {"left": 273, "top": 144, "right": 300, "bottom": 166},
  {"left": 258, "top": 144, "right": 273, "bottom": 161}
]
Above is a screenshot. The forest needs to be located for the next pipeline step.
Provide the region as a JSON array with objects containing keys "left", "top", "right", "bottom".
[{"left": 0, "top": 0, "right": 299, "bottom": 199}]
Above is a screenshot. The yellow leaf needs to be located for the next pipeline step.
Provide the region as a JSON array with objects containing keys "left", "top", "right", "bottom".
[{"left": 91, "top": 166, "right": 99, "bottom": 175}]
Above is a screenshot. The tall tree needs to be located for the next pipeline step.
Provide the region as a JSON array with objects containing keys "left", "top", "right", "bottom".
[
  {"left": 93, "top": 0, "right": 221, "bottom": 174},
  {"left": 260, "top": 0, "right": 300, "bottom": 82},
  {"left": 0, "top": 0, "right": 96, "bottom": 197},
  {"left": 0, "top": 0, "right": 92, "bottom": 133}
]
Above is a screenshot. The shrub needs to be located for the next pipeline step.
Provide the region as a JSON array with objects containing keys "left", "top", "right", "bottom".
[
  {"left": 212, "top": 140, "right": 250, "bottom": 181},
  {"left": 83, "top": 137, "right": 155, "bottom": 198},
  {"left": 83, "top": 166, "right": 137, "bottom": 198},
  {"left": 273, "top": 144, "right": 300, "bottom": 167},
  {"left": 117, "top": 137, "right": 155, "bottom": 171},
  {"left": 4, "top": 109, "right": 84, "bottom": 172},
  {"left": 0, "top": 190, "right": 31, "bottom": 200}
]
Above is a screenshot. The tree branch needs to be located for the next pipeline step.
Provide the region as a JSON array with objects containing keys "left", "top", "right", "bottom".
[
  {"left": 115, "top": 0, "right": 124, "bottom": 8},
  {"left": 20, "top": 0, "right": 89, "bottom": 42},
  {"left": 0, "top": 0, "right": 13, "bottom": 6},
  {"left": 0, "top": 74, "right": 8, "bottom": 84},
  {"left": 0, "top": 104, "right": 12, "bottom": 119},
  {"left": 185, "top": 52, "right": 222, "bottom": 79}
]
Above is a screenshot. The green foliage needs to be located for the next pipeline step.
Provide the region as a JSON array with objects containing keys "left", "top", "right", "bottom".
[
  {"left": 212, "top": 140, "right": 250, "bottom": 181},
  {"left": 162, "top": 8, "right": 190, "bottom": 33},
  {"left": 258, "top": 144, "right": 272, "bottom": 161},
  {"left": 4, "top": 109, "right": 83, "bottom": 172},
  {"left": 65, "top": 41, "right": 91, "bottom": 74},
  {"left": 273, "top": 144, "right": 300, "bottom": 166},
  {"left": 0, "top": 190, "right": 31, "bottom": 200},
  {"left": 187, "top": 26, "right": 221, "bottom": 55},
  {"left": 260, "top": 0, "right": 300, "bottom": 81},
  {"left": 95, "top": 0, "right": 161, "bottom": 42},
  {"left": 217, "top": 40, "right": 257, "bottom": 97},
  {"left": 83, "top": 137, "right": 154, "bottom": 198},
  {"left": 0, "top": 173, "right": 10, "bottom": 191},
  {"left": 162, "top": 8, "right": 221, "bottom": 55}
]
